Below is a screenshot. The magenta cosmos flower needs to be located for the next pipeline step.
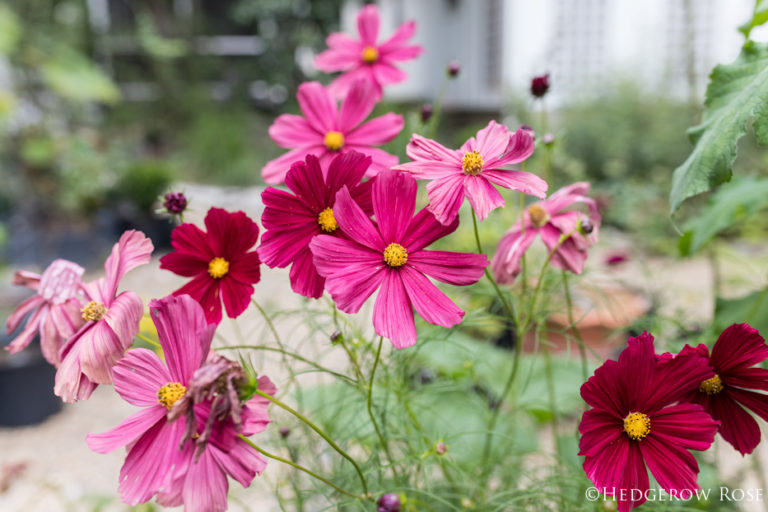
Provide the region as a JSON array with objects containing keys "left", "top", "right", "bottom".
[
  {"left": 262, "top": 79, "right": 403, "bottom": 184},
  {"left": 6, "top": 259, "right": 84, "bottom": 365},
  {"left": 674, "top": 324, "right": 768, "bottom": 456},
  {"left": 491, "top": 182, "right": 600, "bottom": 284},
  {"left": 309, "top": 170, "right": 488, "bottom": 349},
  {"left": 394, "top": 121, "right": 546, "bottom": 225},
  {"left": 160, "top": 207, "right": 261, "bottom": 325},
  {"left": 579, "top": 332, "right": 719, "bottom": 512},
  {"left": 314, "top": 3, "right": 423, "bottom": 99},
  {"left": 55, "top": 231, "right": 153, "bottom": 402},
  {"left": 259, "top": 151, "right": 373, "bottom": 299},
  {"left": 86, "top": 295, "right": 275, "bottom": 512}
]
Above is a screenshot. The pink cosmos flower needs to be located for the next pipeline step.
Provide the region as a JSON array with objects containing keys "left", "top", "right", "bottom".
[
  {"left": 393, "top": 121, "right": 546, "bottom": 225},
  {"left": 6, "top": 259, "right": 85, "bottom": 365},
  {"left": 55, "top": 231, "right": 153, "bottom": 402},
  {"left": 579, "top": 332, "right": 719, "bottom": 512},
  {"left": 160, "top": 207, "right": 262, "bottom": 325},
  {"left": 259, "top": 151, "right": 373, "bottom": 299},
  {"left": 491, "top": 182, "right": 600, "bottom": 284},
  {"left": 314, "top": 4, "right": 423, "bottom": 99},
  {"left": 674, "top": 324, "right": 768, "bottom": 456},
  {"left": 309, "top": 170, "right": 489, "bottom": 349},
  {"left": 262, "top": 79, "right": 403, "bottom": 184},
  {"left": 86, "top": 295, "right": 275, "bottom": 512}
]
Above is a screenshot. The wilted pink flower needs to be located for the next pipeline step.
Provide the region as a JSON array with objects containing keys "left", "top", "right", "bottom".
[
  {"left": 259, "top": 152, "right": 373, "bottom": 299},
  {"left": 263, "top": 79, "right": 403, "bottom": 184},
  {"left": 86, "top": 295, "right": 275, "bottom": 512},
  {"left": 394, "top": 121, "right": 546, "bottom": 225},
  {"left": 314, "top": 4, "right": 423, "bottom": 99},
  {"left": 492, "top": 182, "right": 600, "bottom": 284},
  {"left": 54, "top": 231, "right": 153, "bottom": 402},
  {"left": 310, "top": 170, "right": 488, "bottom": 349},
  {"left": 5, "top": 259, "right": 84, "bottom": 365}
]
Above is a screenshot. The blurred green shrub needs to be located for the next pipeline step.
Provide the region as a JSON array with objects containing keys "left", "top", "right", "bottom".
[{"left": 113, "top": 160, "right": 175, "bottom": 214}]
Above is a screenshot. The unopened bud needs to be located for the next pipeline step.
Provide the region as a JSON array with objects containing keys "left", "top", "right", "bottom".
[
  {"left": 420, "top": 103, "right": 433, "bottom": 123},
  {"left": 579, "top": 218, "right": 594, "bottom": 235},
  {"left": 542, "top": 133, "right": 555, "bottom": 146},
  {"left": 279, "top": 427, "right": 291, "bottom": 438},
  {"left": 163, "top": 192, "right": 188, "bottom": 215},
  {"left": 330, "top": 330, "right": 343, "bottom": 343},
  {"left": 447, "top": 61, "right": 460, "bottom": 77},
  {"left": 377, "top": 493, "right": 402, "bottom": 512},
  {"left": 530, "top": 73, "right": 550, "bottom": 98},
  {"left": 435, "top": 441, "right": 447, "bottom": 455}
]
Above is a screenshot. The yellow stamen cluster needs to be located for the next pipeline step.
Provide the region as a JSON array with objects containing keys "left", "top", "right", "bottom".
[
  {"left": 324, "top": 131, "right": 345, "bottom": 151},
  {"left": 461, "top": 151, "right": 484, "bottom": 175},
  {"left": 361, "top": 46, "right": 379, "bottom": 63},
  {"left": 383, "top": 243, "right": 408, "bottom": 268},
  {"left": 208, "top": 257, "right": 230, "bottom": 279},
  {"left": 623, "top": 412, "right": 651, "bottom": 441},
  {"left": 157, "top": 382, "right": 187, "bottom": 410},
  {"left": 528, "top": 204, "right": 550, "bottom": 228},
  {"left": 81, "top": 301, "right": 107, "bottom": 322},
  {"left": 699, "top": 374, "right": 724, "bottom": 395},
  {"left": 318, "top": 207, "right": 338, "bottom": 233}
]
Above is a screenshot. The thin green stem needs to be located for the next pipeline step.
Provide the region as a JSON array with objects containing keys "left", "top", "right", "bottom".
[
  {"left": 251, "top": 298, "right": 284, "bottom": 348},
  {"left": 238, "top": 435, "right": 365, "bottom": 500},
  {"left": 367, "top": 337, "right": 398, "bottom": 477},
  {"left": 254, "top": 390, "right": 369, "bottom": 497},
  {"left": 562, "top": 270, "right": 588, "bottom": 383},
  {"left": 471, "top": 209, "right": 516, "bottom": 321},
  {"left": 527, "top": 227, "right": 579, "bottom": 330},
  {"left": 340, "top": 337, "right": 366, "bottom": 384},
  {"left": 136, "top": 332, "right": 162, "bottom": 350}
]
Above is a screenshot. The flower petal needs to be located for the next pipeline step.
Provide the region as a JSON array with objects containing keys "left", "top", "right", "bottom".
[
  {"left": 491, "top": 228, "right": 538, "bottom": 284},
  {"left": 150, "top": 295, "right": 211, "bottom": 383},
  {"left": 220, "top": 277, "right": 254, "bottom": 319},
  {"left": 204, "top": 208, "right": 259, "bottom": 260},
  {"left": 482, "top": 169, "right": 548, "bottom": 199},
  {"left": 373, "top": 170, "right": 416, "bottom": 243},
  {"left": 86, "top": 406, "right": 166, "bottom": 453},
  {"left": 334, "top": 186, "right": 385, "bottom": 251},
  {"left": 711, "top": 323, "right": 768, "bottom": 375},
  {"left": 425, "top": 174, "right": 466, "bottom": 226},
  {"left": 473, "top": 121, "right": 512, "bottom": 159},
  {"left": 289, "top": 246, "right": 325, "bottom": 299},
  {"left": 102, "top": 231, "right": 154, "bottom": 301},
  {"left": 357, "top": 4, "right": 380, "bottom": 46},
  {"left": 400, "top": 266, "right": 464, "bottom": 328},
  {"left": 464, "top": 176, "right": 505, "bottom": 221},
  {"left": 373, "top": 270, "right": 416, "bottom": 349},
  {"left": 297, "top": 81, "right": 337, "bottom": 133},
  {"left": 408, "top": 250, "right": 488, "bottom": 285},
  {"left": 346, "top": 113, "right": 404, "bottom": 147},
  {"left": 261, "top": 146, "right": 322, "bottom": 185},
  {"left": 269, "top": 114, "right": 322, "bottom": 149},
  {"left": 338, "top": 79, "right": 377, "bottom": 133},
  {"left": 113, "top": 348, "right": 172, "bottom": 406},
  {"left": 173, "top": 274, "right": 222, "bottom": 325},
  {"left": 401, "top": 208, "right": 459, "bottom": 252},
  {"left": 182, "top": 449, "right": 229, "bottom": 512}
]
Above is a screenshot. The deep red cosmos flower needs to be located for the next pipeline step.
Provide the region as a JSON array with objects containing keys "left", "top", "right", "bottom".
[
  {"left": 259, "top": 151, "right": 373, "bottom": 299},
  {"left": 579, "top": 332, "right": 719, "bottom": 512},
  {"left": 675, "top": 324, "right": 768, "bottom": 455},
  {"left": 160, "top": 207, "right": 261, "bottom": 324}
]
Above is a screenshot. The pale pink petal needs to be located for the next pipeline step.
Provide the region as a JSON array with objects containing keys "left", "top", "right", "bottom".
[
  {"left": 38, "top": 259, "right": 84, "bottom": 303},
  {"left": 209, "top": 440, "right": 267, "bottom": 487},
  {"left": 328, "top": 67, "right": 381, "bottom": 100},
  {"left": 408, "top": 250, "right": 488, "bottom": 285},
  {"left": 103, "top": 291, "right": 143, "bottom": 351},
  {"left": 338, "top": 79, "right": 377, "bottom": 132},
  {"left": 373, "top": 271, "right": 416, "bottom": 349},
  {"left": 346, "top": 113, "right": 404, "bottom": 146},
  {"left": 373, "top": 62, "right": 408, "bottom": 86},
  {"left": 297, "top": 82, "right": 337, "bottom": 133},
  {"left": 373, "top": 170, "right": 416, "bottom": 243},
  {"left": 314, "top": 42, "right": 360, "bottom": 72},
  {"left": 79, "top": 321, "right": 124, "bottom": 384},
  {"left": 182, "top": 449, "right": 229, "bottom": 512},
  {"left": 393, "top": 159, "right": 460, "bottom": 179},
  {"left": 262, "top": 146, "right": 322, "bottom": 185},
  {"left": 102, "top": 231, "right": 154, "bottom": 302},
  {"left": 357, "top": 4, "right": 380, "bottom": 46},
  {"left": 86, "top": 406, "right": 166, "bottom": 453},
  {"left": 490, "top": 127, "right": 535, "bottom": 166},
  {"left": 39, "top": 310, "right": 62, "bottom": 365},
  {"left": 491, "top": 229, "right": 538, "bottom": 284},
  {"left": 425, "top": 174, "right": 467, "bottom": 225},
  {"left": 464, "top": 176, "right": 505, "bottom": 221},
  {"left": 405, "top": 135, "right": 461, "bottom": 163},
  {"left": 539, "top": 224, "right": 587, "bottom": 274},
  {"left": 400, "top": 266, "right": 464, "bottom": 328},
  {"left": 113, "top": 348, "right": 172, "bottom": 407},
  {"left": 12, "top": 270, "right": 41, "bottom": 289},
  {"left": 333, "top": 186, "right": 385, "bottom": 250},
  {"left": 379, "top": 20, "right": 418, "bottom": 54},
  {"left": 54, "top": 335, "right": 98, "bottom": 402},
  {"left": 269, "top": 114, "right": 323, "bottom": 149},
  {"left": 5, "top": 306, "right": 43, "bottom": 355},
  {"left": 348, "top": 146, "right": 399, "bottom": 176},
  {"left": 483, "top": 169, "right": 547, "bottom": 199},
  {"left": 473, "top": 121, "right": 512, "bottom": 159},
  {"left": 150, "top": 295, "right": 210, "bottom": 384},
  {"left": 381, "top": 43, "right": 423, "bottom": 61},
  {"left": 6, "top": 295, "right": 44, "bottom": 335}
]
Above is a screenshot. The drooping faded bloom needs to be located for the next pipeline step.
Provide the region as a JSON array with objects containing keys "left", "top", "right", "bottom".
[
  {"left": 259, "top": 151, "right": 373, "bottom": 298},
  {"left": 160, "top": 207, "right": 261, "bottom": 325},
  {"left": 674, "top": 324, "right": 768, "bottom": 455},
  {"left": 6, "top": 259, "right": 85, "bottom": 365},
  {"left": 314, "top": 3, "right": 423, "bottom": 99},
  {"left": 394, "top": 121, "right": 546, "bottom": 225},
  {"left": 86, "top": 295, "right": 274, "bottom": 512},
  {"left": 262, "top": 79, "right": 403, "bottom": 184},
  {"left": 491, "top": 182, "right": 600, "bottom": 284},
  {"left": 579, "top": 332, "right": 719, "bottom": 512},
  {"left": 55, "top": 231, "right": 153, "bottom": 402},
  {"left": 310, "top": 170, "right": 488, "bottom": 349}
]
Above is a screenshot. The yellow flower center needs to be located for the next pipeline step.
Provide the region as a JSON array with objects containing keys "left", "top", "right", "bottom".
[
  {"left": 623, "top": 412, "right": 650, "bottom": 441},
  {"left": 383, "top": 243, "right": 408, "bottom": 268},
  {"left": 461, "top": 151, "right": 484, "bottom": 175},
  {"left": 318, "top": 207, "right": 338, "bottom": 233},
  {"left": 157, "top": 382, "right": 186, "bottom": 410},
  {"left": 528, "top": 204, "right": 550, "bottom": 227},
  {"left": 208, "top": 257, "right": 229, "bottom": 279},
  {"left": 81, "top": 301, "right": 107, "bottom": 322},
  {"left": 324, "top": 131, "right": 345, "bottom": 151},
  {"left": 699, "top": 374, "right": 724, "bottom": 395},
  {"left": 361, "top": 46, "right": 379, "bottom": 63}
]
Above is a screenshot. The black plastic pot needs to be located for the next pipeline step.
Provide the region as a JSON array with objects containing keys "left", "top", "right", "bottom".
[{"left": 0, "top": 346, "right": 61, "bottom": 426}]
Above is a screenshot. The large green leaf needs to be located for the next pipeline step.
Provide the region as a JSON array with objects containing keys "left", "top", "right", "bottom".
[
  {"left": 739, "top": 0, "right": 768, "bottom": 38},
  {"left": 678, "top": 176, "right": 768, "bottom": 255},
  {"left": 669, "top": 41, "right": 768, "bottom": 212},
  {"left": 714, "top": 286, "right": 768, "bottom": 335}
]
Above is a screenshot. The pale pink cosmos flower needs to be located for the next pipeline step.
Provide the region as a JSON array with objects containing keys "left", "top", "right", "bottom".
[
  {"left": 6, "top": 259, "right": 85, "bottom": 365},
  {"left": 394, "top": 121, "right": 547, "bottom": 225},
  {"left": 310, "top": 170, "right": 489, "bottom": 349},
  {"left": 262, "top": 79, "right": 403, "bottom": 184},
  {"left": 491, "top": 182, "right": 601, "bottom": 284},
  {"left": 314, "top": 4, "right": 423, "bottom": 99},
  {"left": 86, "top": 295, "right": 274, "bottom": 512},
  {"left": 54, "top": 230, "right": 153, "bottom": 402}
]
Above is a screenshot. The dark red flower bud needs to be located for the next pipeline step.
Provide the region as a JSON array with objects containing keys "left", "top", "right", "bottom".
[
  {"left": 530, "top": 73, "right": 550, "bottom": 98},
  {"left": 163, "top": 192, "right": 188, "bottom": 215},
  {"left": 447, "top": 61, "right": 460, "bottom": 77},
  {"left": 279, "top": 427, "right": 291, "bottom": 438},
  {"left": 519, "top": 124, "right": 535, "bottom": 141},
  {"left": 377, "top": 493, "right": 402, "bottom": 512},
  {"left": 579, "top": 218, "right": 594, "bottom": 235},
  {"left": 420, "top": 103, "right": 433, "bottom": 123}
]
